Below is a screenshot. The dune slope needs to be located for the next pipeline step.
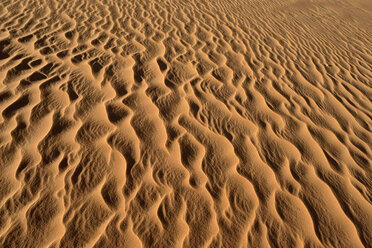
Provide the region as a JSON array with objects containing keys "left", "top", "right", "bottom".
[{"left": 0, "top": 0, "right": 371, "bottom": 247}]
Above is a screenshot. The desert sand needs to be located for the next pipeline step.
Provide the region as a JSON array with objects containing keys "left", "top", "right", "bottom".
[{"left": 0, "top": 0, "right": 371, "bottom": 247}]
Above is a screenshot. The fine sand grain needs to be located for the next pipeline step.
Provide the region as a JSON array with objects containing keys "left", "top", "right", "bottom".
[{"left": 0, "top": 0, "right": 371, "bottom": 247}]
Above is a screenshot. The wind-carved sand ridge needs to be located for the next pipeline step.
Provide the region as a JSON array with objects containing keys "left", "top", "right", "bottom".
[{"left": 0, "top": 0, "right": 371, "bottom": 247}]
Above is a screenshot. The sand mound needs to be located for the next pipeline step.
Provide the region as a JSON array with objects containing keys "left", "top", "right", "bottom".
[{"left": 0, "top": 0, "right": 371, "bottom": 247}]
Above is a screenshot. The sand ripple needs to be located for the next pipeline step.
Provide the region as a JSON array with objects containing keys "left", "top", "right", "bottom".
[{"left": 0, "top": 0, "right": 371, "bottom": 247}]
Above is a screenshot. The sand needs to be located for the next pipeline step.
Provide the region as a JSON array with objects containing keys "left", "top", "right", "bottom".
[{"left": 0, "top": 0, "right": 371, "bottom": 247}]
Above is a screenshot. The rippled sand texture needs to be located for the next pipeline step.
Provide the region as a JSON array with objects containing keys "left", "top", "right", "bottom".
[{"left": 0, "top": 0, "right": 371, "bottom": 247}]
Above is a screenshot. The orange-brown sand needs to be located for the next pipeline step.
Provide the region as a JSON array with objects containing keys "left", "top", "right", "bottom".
[{"left": 0, "top": 0, "right": 371, "bottom": 247}]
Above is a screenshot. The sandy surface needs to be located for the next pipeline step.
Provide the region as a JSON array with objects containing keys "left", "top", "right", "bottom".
[{"left": 0, "top": 0, "right": 371, "bottom": 247}]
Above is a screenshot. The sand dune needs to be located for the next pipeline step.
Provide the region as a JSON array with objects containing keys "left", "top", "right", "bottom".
[{"left": 0, "top": 0, "right": 371, "bottom": 247}]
